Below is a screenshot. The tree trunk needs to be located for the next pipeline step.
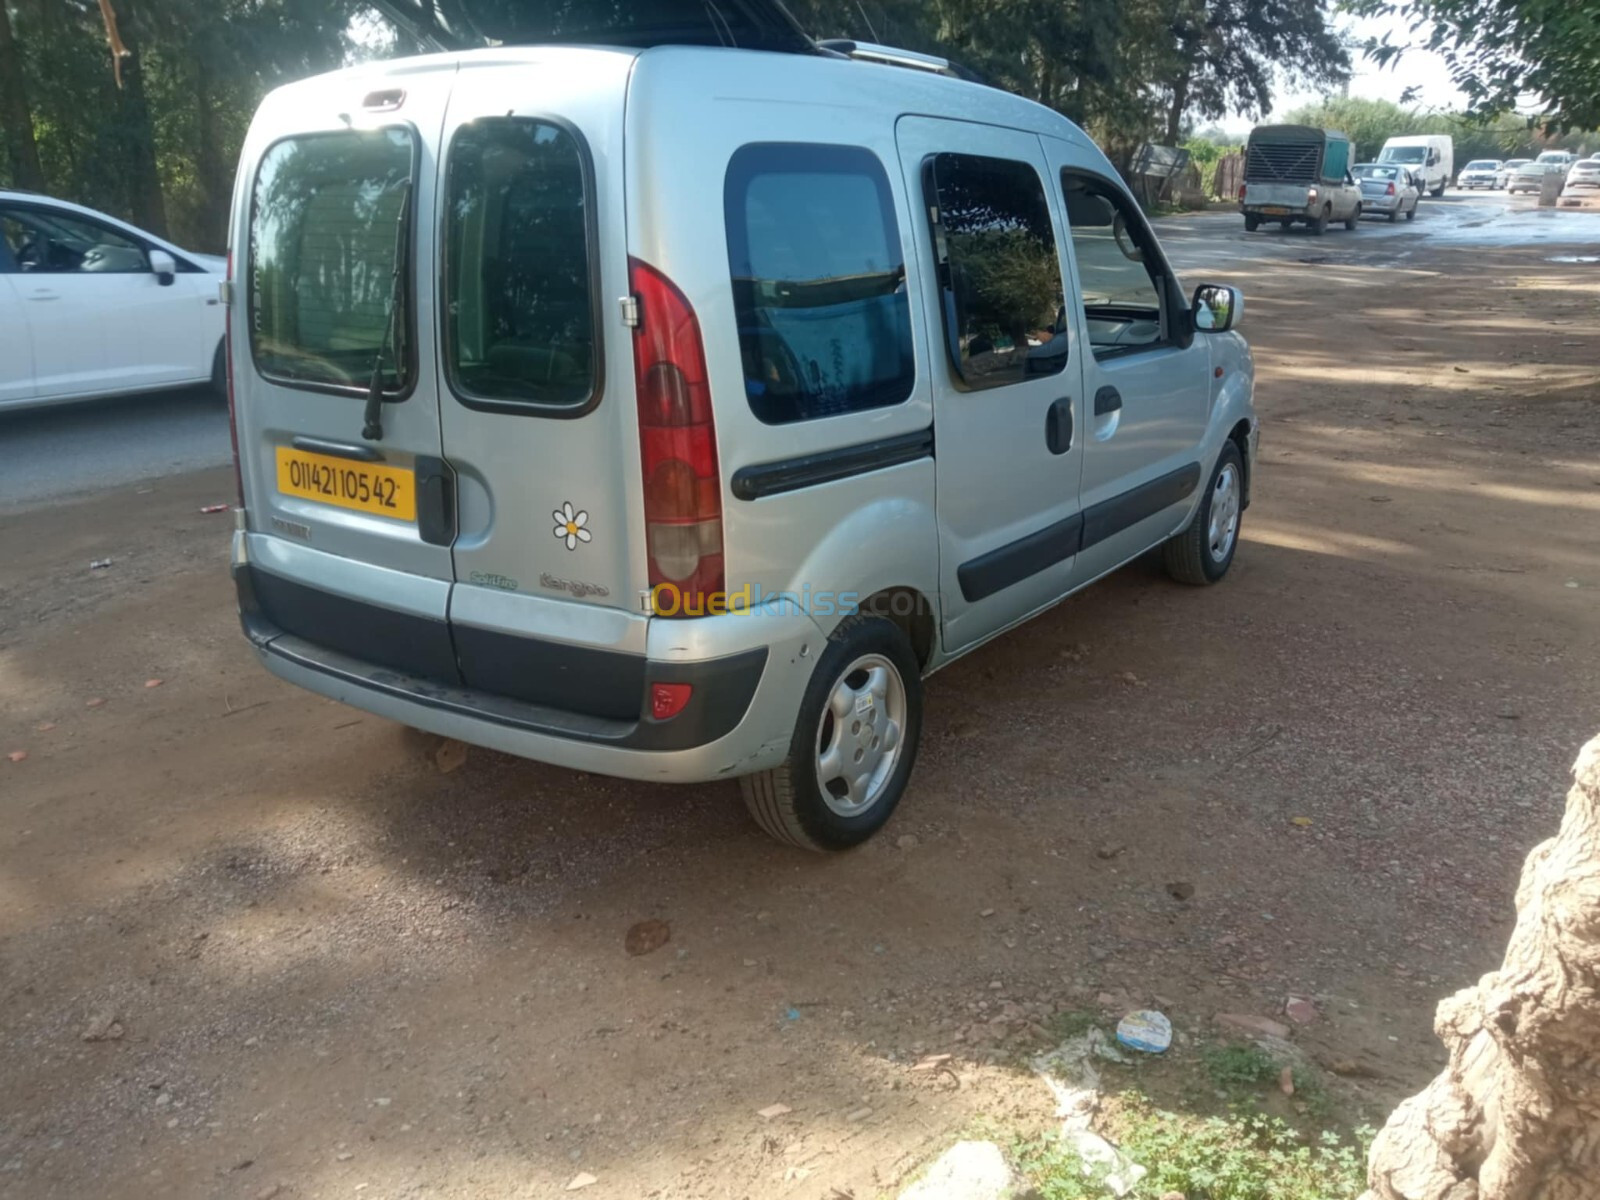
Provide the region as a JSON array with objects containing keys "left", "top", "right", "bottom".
[
  {"left": 193, "top": 51, "right": 228, "bottom": 252},
  {"left": 110, "top": 0, "right": 168, "bottom": 237},
  {"left": 1165, "top": 72, "right": 1190, "bottom": 147},
  {"left": 0, "top": 0, "right": 46, "bottom": 190},
  {"left": 1363, "top": 733, "right": 1600, "bottom": 1200}
]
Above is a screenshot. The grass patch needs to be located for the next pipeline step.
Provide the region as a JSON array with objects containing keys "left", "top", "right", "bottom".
[
  {"left": 1014, "top": 1098, "right": 1372, "bottom": 1200},
  {"left": 1048, "top": 1009, "right": 1103, "bottom": 1042},
  {"left": 1199, "top": 1042, "right": 1332, "bottom": 1119}
]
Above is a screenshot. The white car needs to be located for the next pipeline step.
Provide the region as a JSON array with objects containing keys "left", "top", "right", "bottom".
[
  {"left": 1457, "top": 159, "right": 1503, "bottom": 189},
  {"left": 0, "top": 191, "right": 226, "bottom": 411},
  {"left": 1565, "top": 158, "right": 1600, "bottom": 189}
]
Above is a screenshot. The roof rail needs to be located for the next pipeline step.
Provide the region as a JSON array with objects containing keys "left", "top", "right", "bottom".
[{"left": 815, "top": 38, "right": 978, "bottom": 81}]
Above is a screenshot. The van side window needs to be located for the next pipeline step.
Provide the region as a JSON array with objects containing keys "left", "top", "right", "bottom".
[
  {"left": 724, "top": 143, "right": 914, "bottom": 426},
  {"left": 923, "top": 153, "right": 1068, "bottom": 389},
  {"left": 444, "top": 118, "right": 597, "bottom": 410},
  {"left": 248, "top": 128, "right": 416, "bottom": 395},
  {"left": 1060, "top": 172, "right": 1168, "bottom": 361}
]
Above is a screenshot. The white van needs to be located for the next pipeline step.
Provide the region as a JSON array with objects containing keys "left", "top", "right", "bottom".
[
  {"left": 1377, "top": 135, "right": 1454, "bottom": 197},
  {"left": 225, "top": 30, "right": 1258, "bottom": 850}
]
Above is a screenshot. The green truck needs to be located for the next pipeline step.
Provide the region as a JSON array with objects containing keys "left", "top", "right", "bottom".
[{"left": 1240, "top": 124, "right": 1363, "bottom": 235}]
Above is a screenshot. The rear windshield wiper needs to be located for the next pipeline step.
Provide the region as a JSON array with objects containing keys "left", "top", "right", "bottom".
[{"left": 362, "top": 177, "right": 413, "bottom": 442}]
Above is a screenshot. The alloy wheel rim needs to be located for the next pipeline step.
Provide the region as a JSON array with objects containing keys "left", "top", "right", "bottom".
[{"left": 815, "top": 653, "right": 907, "bottom": 818}]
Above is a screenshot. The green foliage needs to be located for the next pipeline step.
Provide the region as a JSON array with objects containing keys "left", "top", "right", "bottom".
[
  {"left": 1202, "top": 1042, "right": 1281, "bottom": 1090},
  {"left": 1015, "top": 1103, "right": 1373, "bottom": 1200},
  {"left": 1346, "top": 0, "right": 1600, "bottom": 132},
  {"left": 1281, "top": 96, "right": 1597, "bottom": 164}
]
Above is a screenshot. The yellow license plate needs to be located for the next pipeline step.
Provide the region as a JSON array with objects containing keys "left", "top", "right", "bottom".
[
  {"left": 1261, "top": 206, "right": 1291, "bottom": 215},
  {"left": 275, "top": 446, "right": 416, "bottom": 522}
]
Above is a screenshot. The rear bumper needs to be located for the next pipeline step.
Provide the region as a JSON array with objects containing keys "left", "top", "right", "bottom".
[{"left": 235, "top": 560, "right": 811, "bottom": 782}]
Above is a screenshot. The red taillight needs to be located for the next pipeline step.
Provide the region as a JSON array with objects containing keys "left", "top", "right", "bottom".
[
  {"left": 1237, "top": 184, "right": 1246, "bottom": 201},
  {"left": 630, "top": 257, "right": 724, "bottom": 617},
  {"left": 1386, "top": 182, "right": 1396, "bottom": 196},
  {"left": 225, "top": 250, "right": 243, "bottom": 508},
  {"left": 650, "top": 682, "right": 693, "bottom": 722}
]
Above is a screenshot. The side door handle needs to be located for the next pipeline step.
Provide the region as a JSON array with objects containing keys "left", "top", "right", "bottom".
[
  {"left": 1045, "top": 397, "right": 1074, "bottom": 455},
  {"left": 1094, "top": 386, "right": 1122, "bottom": 416},
  {"left": 27, "top": 289, "right": 61, "bottom": 302}
]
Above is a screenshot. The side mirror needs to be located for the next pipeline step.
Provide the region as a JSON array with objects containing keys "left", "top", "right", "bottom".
[
  {"left": 148, "top": 248, "right": 176, "bottom": 286},
  {"left": 1191, "top": 283, "right": 1242, "bottom": 334}
]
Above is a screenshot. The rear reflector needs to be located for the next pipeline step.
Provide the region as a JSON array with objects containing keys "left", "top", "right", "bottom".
[
  {"left": 630, "top": 257, "right": 724, "bottom": 615},
  {"left": 650, "top": 682, "right": 693, "bottom": 722}
]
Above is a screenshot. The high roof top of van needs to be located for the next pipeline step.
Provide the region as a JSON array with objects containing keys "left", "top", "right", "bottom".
[{"left": 256, "top": 42, "right": 1097, "bottom": 151}]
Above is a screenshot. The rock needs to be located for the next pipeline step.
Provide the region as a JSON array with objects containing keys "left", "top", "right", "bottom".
[
  {"left": 1096, "top": 844, "right": 1126, "bottom": 860},
  {"left": 845, "top": 1106, "right": 872, "bottom": 1123},
  {"left": 1215, "top": 1013, "right": 1291, "bottom": 1040},
  {"left": 1165, "top": 881, "right": 1195, "bottom": 901},
  {"left": 898, "top": 1140, "right": 1013, "bottom": 1200},
  {"left": 255, "top": 1186, "right": 283, "bottom": 1200},
  {"left": 757, "top": 1103, "right": 791, "bottom": 1120},
  {"left": 979, "top": 908, "right": 996, "bottom": 918},
  {"left": 6, "top": 750, "right": 26, "bottom": 764},
  {"left": 434, "top": 738, "right": 468, "bottom": 774},
  {"left": 82, "top": 1008, "right": 124, "bottom": 1042},
  {"left": 1325, "top": 1057, "right": 1380, "bottom": 1078},
  {"left": 1284, "top": 996, "right": 1318, "bottom": 1025},
  {"left": 1159, "top": 1192, "right": 1186, "bottom": 1200},
  {"left": 565, "top": 1172, "right": 597, "bottom": 1191},
  {"left": 335, "top": 1152, "right": 354, "bottom": 1162},
  {"left": 1280, "top": 1066, "right": 1296, "bottom": 1095},
  {"left": 624, "top": 919, "right": 671, "bottom": 957},
  {"left": 896, "top": 834, "right": 920, "bottom": 850}
]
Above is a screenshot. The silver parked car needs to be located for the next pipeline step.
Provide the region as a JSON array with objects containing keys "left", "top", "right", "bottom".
[
  {"left": 1353, "top": 162, "right": 1420, "bottom": 221},
  {"left": 1508, "top": 159, "right": 1561, "bottom": 195},
  {"left": 1498, "top": 158, "right": 1530, "bottom": 187},
  {"left": 225, "top": 26, "right": 1258, "bottom": 850}
]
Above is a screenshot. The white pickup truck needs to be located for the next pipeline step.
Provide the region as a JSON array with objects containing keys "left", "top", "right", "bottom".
[{"left": 1240, "top": 125, "right": 1364, "bottom": 235}]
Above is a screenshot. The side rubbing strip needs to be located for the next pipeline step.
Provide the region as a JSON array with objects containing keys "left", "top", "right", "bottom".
[
  {"left": 955, "top": 461, "right": 1202, "bottom": 604},
  {"left": 731, "top": 428, "right": 933, "bottom": 501},
  {"left": 957, "top": 512, "right": 1085, "bottom": 603},
  {"left": 1080, "top": 462, "right": 1201, "bottom": 551}
]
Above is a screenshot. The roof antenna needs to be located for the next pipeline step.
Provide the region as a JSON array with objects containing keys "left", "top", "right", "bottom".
[{"left": 853, "top": 0, "right": 879, "bottom": 42}]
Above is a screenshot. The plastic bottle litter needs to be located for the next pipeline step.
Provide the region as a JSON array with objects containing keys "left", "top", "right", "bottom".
[{"left": 1115, "top": 1010, "right": 1172, "bottom": 1054}]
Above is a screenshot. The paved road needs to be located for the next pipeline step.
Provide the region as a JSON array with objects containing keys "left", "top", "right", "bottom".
[
  {"left": 4, "top": 192, "right": 1596, "bottom": 513},
  {"left": 0, "top": 386, "right": 232, "bottom": 512}
]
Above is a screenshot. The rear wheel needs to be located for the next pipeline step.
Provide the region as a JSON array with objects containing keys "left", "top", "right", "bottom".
[
  {"left": 1243, "top": 213, "right": 1260, "bottom": 232},
  {"left": 740, "top": 615, "right": 923, "bottom": 852},
  {"left": 1388, "top": 207, "right": 1399, "bottom": 223},
  {"left": 1405, "top": 202, "right": 1417, "bottom": 221},
  {"left": 1431, "top": 182, "right": 1446, "bottom": 198},
  {"left": 1310, "top": 206, "right": 1330, "bottom": 236},
  {"left": 1163, "top": 441, "right": 1244, "bottom": 586},
  {"left": 1345, "top": 206, "right": 1360, "bottom": 230}
]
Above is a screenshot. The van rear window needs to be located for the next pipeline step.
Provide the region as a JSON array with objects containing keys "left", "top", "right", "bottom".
[
  {"left": 443, "top": 118, "right": 597, "bottom": 411},
  {"left": 724, "top": 143, "right": 915, "bottom": 426},
  {"left": 248, "top": 128, "right": 416, "bottom": 394}
]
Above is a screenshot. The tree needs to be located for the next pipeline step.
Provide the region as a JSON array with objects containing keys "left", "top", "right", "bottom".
[
  {"left": 1363, "top": 734, "right": 1600, "bottom": 1200},
  {"left": 0, "top": 0, "right": 46, "bottom": 190},
  {"left": 1155, "top": 0, "right": 1350, "bottom": 145},
  {"left": 1349, "top": 0, "right": 1600, "bottom": 131}
]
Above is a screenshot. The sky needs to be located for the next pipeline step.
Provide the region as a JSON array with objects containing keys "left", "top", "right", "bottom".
[{"left": 1218, "top": 11, "right": 1468, "bottom": 136}]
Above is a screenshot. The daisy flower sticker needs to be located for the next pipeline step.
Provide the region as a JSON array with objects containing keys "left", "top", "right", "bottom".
[{"left": 552, "top": 502, "right": 591, "bottom": 551}]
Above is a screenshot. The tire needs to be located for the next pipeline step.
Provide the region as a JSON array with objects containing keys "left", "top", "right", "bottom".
[
  {"left": 1405, "top": 202, "right": 1417, "bottom": 221},
  {"left": 1279, "top": 219, "right": 1293, "bottom": 232},
  {"left": 739, "top": 615, "right": 923, "bottom": 851},
  {"left": 1345, "top": 206, "right": 1360, "bottom": 231},
  {"left": 1310, "top": 206, "right": 1330, "bottom": 236},
  {"left": 1388, "top": 207, "right": 1399, "bottom": 222},
  {"left": 1163, "top": 441, "right": 1245, "bottom": 586},
  {"left": 210, "top": 340, "right": 227, "bottom": 400},
  {"left": 1243, "top": 213, "right": 1260, "bottom": 232},
  {"left": 1431, "top": 183, "right": 1446, "bottom": 198}
]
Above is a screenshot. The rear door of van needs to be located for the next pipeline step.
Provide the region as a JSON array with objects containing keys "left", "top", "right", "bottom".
[{"left": 436, "top": 54, "right": 651, "bottom": 717}]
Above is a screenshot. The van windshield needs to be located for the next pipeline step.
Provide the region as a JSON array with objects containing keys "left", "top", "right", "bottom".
[
  {"left": 248, "top": 128, "right": 416, "bottom": 393},
  {"left": 1381, "top": 146, "right": 1427, "bottom": 164}
]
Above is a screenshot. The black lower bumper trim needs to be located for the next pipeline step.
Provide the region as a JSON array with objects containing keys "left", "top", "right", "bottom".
[{"left": 235, "top": 564, "right": 767, "bottom": 751}]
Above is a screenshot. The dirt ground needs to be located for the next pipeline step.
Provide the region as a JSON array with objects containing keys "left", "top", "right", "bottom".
[{"left": 2, "top": 239, "right": 1598, "bottom": 1200}]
